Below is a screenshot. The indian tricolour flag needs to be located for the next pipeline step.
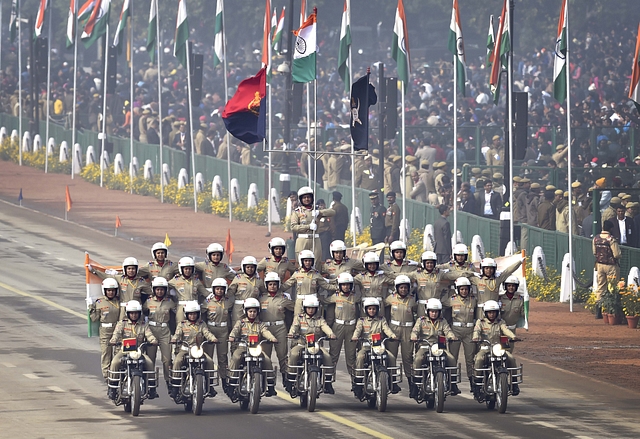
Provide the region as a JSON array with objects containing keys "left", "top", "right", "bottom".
[
  {"left": 213, "top": 0, "right": 224, "bottom": 68},
  {"left": 391, "top": 0, "right": 410, "bottom": 91},
  {"left": 447, "top": 0, "right": 466, "bottom": 97},
  {"left": 486, "top": 15, "right": 494, "bottom": 69},
  {"left": 272, "top": 7, "right": 285, "bottom": 54},
  {"left": 629, "top": 23, "right": 640, "bottom": 113},
  {"left": 173, "top": 0, "right": 189, "bottom": 69},
  {"left": 553, "top": 0, "right": 568, "bottom": 104},
  {"left": 337, "top": 0, "right": 351, "bottom": 93},
  {"left": 66, "top": 0, "right": 76, "bottom": 48},
  {"left": 35, "top": 0, "right": 49, "bottom": 38},
  {"left": 81, "top": 0, "right": 110, "bottom": 49},
  {"left": 113, "top": 0, "right": 130, "bottom": 54},
  {"left": 146, "top": 0, "right": 158, "bottom": 62},
  {"left": 84, "top": 252, "right": 122, "bottom": 337},
  {"left": 292, "top": 10, "right": 316, "bottom": 83}
]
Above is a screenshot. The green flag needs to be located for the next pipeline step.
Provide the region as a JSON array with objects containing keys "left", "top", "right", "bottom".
[
  {"left": 173, "top": 0, "right": 189, "bottom": 70},
  {"left": 213, "top": 0, "right": 224, "bottom": 68},
  {"left": 337, "top": 0, "right": 351, "bottom": 93},
  {"left": 146, "top": 0, "right": 158, "bottom": 62}
]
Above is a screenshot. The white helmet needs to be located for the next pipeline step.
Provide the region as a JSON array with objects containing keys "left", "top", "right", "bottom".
[
  {"left": 453, "top": 243, "right": 468, "bottom": 256},
  {"left": 122, "top": 257, "right": 139, "bottom": 271},
  {"left": 152, "top": 277, "right": 169, "bottom": 291},
  {"left": 303, "top": 296, "right": 320, "bottom": 308},
  {"left": 184, "top": 300, "right": 201, "bottom": 314},
  {"left": 151, "top": 242, "right": 168, "bottom": 258},
  {"left": 394, "top": 274, "right": 411, "bottom": 288},
  {"left": 206, "top": 243, "right": 224, "bottom": 257},
  {"left": 298, "top": 249, "right": 315, "bottom": 267},
  {"left": 504, "top": 275, "right": 520, "bottom": 286},
  {"left": 483, "top": 300, "right": 500, "bottom": 312},
  {"left": 362, "top": 251, "right": 380, "bottom": 265},
  {"left": 297, "top": 186, "right": 314, "bottom": 205},
  {"left": 102, "top": 278, "right": 119, "bottom": 295},
  {"left": 330, "top": 240, "right": 347, "bottom": 254},
  {"left": 426, "top": 298, "right": 443, "bottom": 311},
  {"left": 179, "top": 257, "right": 195, "bottom": 273},
  {"left": 421, "top": 251, "right": 437, "bottom": 262},
  {"left": 390, "top": 240, "right": 407, "bottom": 252},
  {"left": 363, "top": 297, "right": 380, "bottom": 308},
  {"left": 241, "top": 256, "right": 258, "bottom": 272},
  {"left": 264, "top": 272, "right": 281, "bottom": 285},
  {"left": 455, "top": 277, "right": 471, "bottom": 288},
  {"left": 268, "top": 237, "right": 286, "bottom": 255},
  {"left": 481, "top": 257, "right": 497, "bottom": 269},
  {"left": 211, "top": 277, "right": 228, "bottom": 291},
  {"left": 125, "top": 300, "right": 142, "bottom": 313},
  {"left": 337, "top": 272, "right": 354, "bottom": 285},
  {"left": 243, "top": 297, "right": 260, "bottom": 311}
]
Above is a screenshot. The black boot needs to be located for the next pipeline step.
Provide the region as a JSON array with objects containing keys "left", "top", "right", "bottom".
[
  {"left": 409, "top": 383, "right": 418, "bottom": 399},
  {"left": 107, "top": 387, "right": 117, "bottom": 400},
  {"left": 450, "top": 383, "right": 461, "bottom": 395},
  {"left": 266, "top": 386, "right": 277, "bottom": 397},
  {"left": 324, "top": 382, "right": 335, "bottom": 394},
  {"left": 595, "top": 304, "right": 603, "bottom": 319},
  {"left": 468, "top": 377, "right": 475, "bottom": 393},
  {"left": 511, "top": 383, "right": 520, "bottom": 396},
  {"left": 207, "top": 386, "right": 217, "bottom": 397},
  {"left": 391, "top": 383, "right": 401, "bottom": 394}
]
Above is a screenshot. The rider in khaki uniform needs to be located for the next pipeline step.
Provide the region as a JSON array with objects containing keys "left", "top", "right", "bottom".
[
  {"left": 259, "top": 273, "right": 294, "bottom": 382},
  {"left": 282, "top": 250, "right": 337, "bottom": 315},
  {"left": 257, "top": 237, "right": 297, "bottom": 281},
  {"left": 499, "top": 276, "right": 525, "bottom": 352},
  {"left": 287, "top": 296, "right": 336, "bottom": 394},
  {"left": 437, "top": 243, "right": 479, "bottom": 274},
  {"left": 448, "top": 277, "right": 477, "bottom": 392},
  {"left": 469, "top": 257, "right": 523, "bottom": 318},
  {"left": 322, "top": 273, "right": 360, "bottom": 376},
  {"left": 90, "top": 257, "right": 152, "bottom": 319},
  {"left": 89, "top": 278, "right": 121, "bottom": 379},
  {"left": 195, "top": 243, "right": 236, "bottom": 288},
  {"left": 227, "top": 256, "right": 267, "bottom": 325},
  {"left": 109, "top": 301, "right": 158, "bottom": 400},
  {"left": 385, "top": 275, "right": 417, "bottom": 388},
  {"left": 143, "top": 277, "right": 177, "bottom": 391},
  {"left": 201, "top": 278, "right": 234, "bottom": 389},
  {"left": 320, "top": 240, "right": 366, "bottom": 326},
  {"left": 354, "top": 252, "right": 397, "bottom": 314},
  {"left": 169, "top": 257, "right": 209, "bottom": 323},
  {"left": 352, "top": 298, "right": 400, "bottom": 394},
  {"left": 290, "top": 186, "right": 335, "bottom": 266},
  {"left": 410, "top": 298, "right": 459, "bottom": 396},
  {"left": 383, "top": 241, "right": 420, "bottom": 274},
  {"left": 138, "top": 242, "right": 179, "bottom": 281}
]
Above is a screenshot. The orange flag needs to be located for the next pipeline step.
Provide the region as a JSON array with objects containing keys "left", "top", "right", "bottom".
[
  {"left": 65, "top": 186, "right": 72, "bottom": 212},
  {"left": 225, "top": 228, "right": 235, "bottom": 264},
  {"left": 115, "top": 216, "right": 122, "bottom": 228}
]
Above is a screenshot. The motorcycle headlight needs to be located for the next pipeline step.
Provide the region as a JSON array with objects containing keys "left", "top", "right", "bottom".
[
  {"left": 129, "top": 349, "right": 142, "bottom": 360},
  {"left": 308, "top": 345, "right": 320, "bottom": 355},
  {"left": 248, "top": 346, "right": 262, "bottom": 357},
  {"left": 430, "top": 344, "right": 443, "bottom": 357},
  {"left": 190, "top": 345, "right": 204, "bottom": 359},
  {"left": 372, "top": 345, "right": 386, "bottom": 355},
  {"left": 492, "top": 344, "right": 505, "bottom": 357}
]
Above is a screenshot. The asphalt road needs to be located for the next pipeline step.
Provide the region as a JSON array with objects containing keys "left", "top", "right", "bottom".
[{"left": 1, "top": 200, "right": 638, "bottom": 439}]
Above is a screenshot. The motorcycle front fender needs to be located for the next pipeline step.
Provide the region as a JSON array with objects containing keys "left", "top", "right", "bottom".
[{"left": 308, "top": 364, "right": 321, "bottom": 374}]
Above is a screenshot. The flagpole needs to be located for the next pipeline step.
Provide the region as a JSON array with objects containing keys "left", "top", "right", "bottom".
[
  {"left": 565, "top": 2, "right": 574, "bottom": 312},
  {"left": 348, "top": 0, "right": 356, "bottom": 247},
  {"left": 71, "top": 0, "right": 79, "bottom": 180},
  {"left": 313, "top": 78, "right": 318, "bottom": 256},
  {"left": 301, "top": 1, "right": 311, "bottom": 187},
  {"left": 221, "top": 0, "right": 232, "bottom": 221},
  {"left": 267, "top": 82, "right": 272, "bottom": 235},
  {"left": 129, "top": 1, "right": 134, "bottom": 194},
  {"left": 0, "top": 4, "right": 3, "bottom": 77},
  {"left": 155, "top": 0, "right": 164, "bottom": 203},
  {"left": 44, "top": 6, "right": 52, "bottom": 174},
  {"left": 401, "top": 81, "right": 406, "bottom": 243},
  {"left": 185, "top": 43, "right": 198, "bottom": 213},
  {"left": 18, "top": 4, "right": 22, "bottom": 166},
  {"left": 100, "top": 26, "right": 110, "bottom": 188},
  {"left": 452, "top": 43, "right": 458, "bottom": 247},
  {"left": 507, "top": 6, "right": 515, "bottom": 253}
]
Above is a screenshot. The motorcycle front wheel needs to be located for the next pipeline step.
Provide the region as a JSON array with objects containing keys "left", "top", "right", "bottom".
[
  {"left": 193, "top": 374, "right": 205, "bottom": 415},
  {"left": 131, "top": 375, "right": 142, "bottom": 417},
  {"left": 497, "top": 372, "right": 509, "bottom": 414},
  {"left": 376, "top": 371, "right": 388, "bottom": 412},
  {"left": 434, "top": 371, "right": 445, "bottom": 413},
  {"left": 308, "top": 371, "right": 318, "bottom": 412},
  {"left": 249, "top": 372, "right": 261, "bottom": 414}
]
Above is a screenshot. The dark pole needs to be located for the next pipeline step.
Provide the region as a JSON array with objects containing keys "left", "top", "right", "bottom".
[
  {"left": 29, "top": 16, "right": 39, "bottom": 136},
  {"left": 283, "top": 0, "right": 295, "bottom": 173},
  {"left": 378, "top": 63, "right": 385, "bottom": 191}
]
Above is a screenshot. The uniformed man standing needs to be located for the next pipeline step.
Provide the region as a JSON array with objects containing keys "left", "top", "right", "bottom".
[
  {"left": 369, "top": 192, "right": 387, "bottom": 245},
  {"left": 195, "top": 242, "right": 237, "bottom": 288},
  {"left": 593, "top": 220, "right": 621, "bottom": 319},
  {"left": 385, "top": 275, "right": 417, "bottom": 390},
  {"left": 385, "top": 192, "right": 401, "bottom": 243},
  {"left": 290, "top": 186, "right": 335, "bottom": 266}
]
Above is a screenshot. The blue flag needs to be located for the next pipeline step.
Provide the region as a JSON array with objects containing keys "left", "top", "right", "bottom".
[
  {"left": 18, "top": 188, "right": 23, "bottom": 202},
  {"left": 350, "top": 74, "right": 377, "bottom": 151}
]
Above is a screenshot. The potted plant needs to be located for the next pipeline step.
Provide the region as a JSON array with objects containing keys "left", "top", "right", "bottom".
[
  {"left": 601, "top": 279, "right": 623, "bottom": 325},
  {"left": 619, "top": 281, "right": 640, "bottom": 329}
]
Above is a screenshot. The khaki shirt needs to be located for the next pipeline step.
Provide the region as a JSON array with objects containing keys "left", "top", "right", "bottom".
[
  {"left": 472, "top": 318, "right": 516, "bottom": 343},
  {"left": 289, "top": 313, "right": 335, "bottom": 344},
  {"left": 171, "top": 320, "right": 218, "bottom": 345},
  {"left": 229, "top": 318, "right": 277, "bottom": 342},
  {"left": 258, "top": 292, "right": 294, "bottom": 323},
  {"left": 410, "top": 316, "right": 455, "bottom": 342},
  {"left": 385, "top": 293, "right": 417, "bottom": 327},
  {"left": 110, "top": 319, "right": 158, "bottom": 345},
  {"left": 321, "top": 257, "right": 365, "bottom": 279},
  {"left": 385, "top": 203, "right": 401, "bottom": 229},
  {"left": 195, "top": 260, "right": 236, "bottom": 288},
  {"left": 469, "top": 259, "right": 522, "bottom": 304},
  {"left": 353, "top": 316, "right": 396, "bottom": 340},
  {"left": 202, "top": 294, "right": 234, "bottom": 326},
  {"left": 90, "top": 297, "right": 120, "bottom": 325},
  {"left": 354, "top": 270, "right": 396, "bottom": 303},
  {"left": 138, "top": 260, "right": 179, "bottom": 281},
  {"left": 449, "top": 294, "right": 477, "bottom": 325},
  {"left": 227, "top": 274, "right": 266, "bottom": 301},
  {"left": 408, "top": 269, "right": 461, "bottom": 307},
  {"left": 383, "top": 259, "right": 420, "bottom": 274},
  {"left": 257, "top": 256, "right": 297, "bottom": 281},
  {"left": 143, "top": 296, "right": 176, "bottom": 324},
  {"left": 499, "top": 294, "right": 525, "bottom": 328},
  {"left": 322, "top": 292, "right": 360, "bottom": 322},
  {"left": 290, "top": 206, "right": 336, "bottom": 235},
  {"left": 92, "top": 271, "right": 151, "bottom": 307},
  {"left": 282, "top": 269, "right": 337, "bottom": 301},
  {"left": 169, "top": 275, "right": 209, "bottom": 303}
]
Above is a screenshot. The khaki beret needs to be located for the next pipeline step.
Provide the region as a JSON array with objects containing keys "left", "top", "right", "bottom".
[
  {"left": 420, "top": 159, "right": 430, "bottom": 166},
  {"left": 392, "top": 156, "right": 402, "bottom": 163},
  {"left": 406, "top": 155, "right": 417, "bottom": 163},
  {"left": 610, "top": 197, "right": 621, "bottom": 204},
  {"left": 617, "top": 192, "right": 628, "bottom": 199},
  {"left": 493, "top": 173, "right": 503, "bottom": 180},
  {"left": 546, "top": 185, "right": 556, "bottom": 191},
  {"left": 571, "top": 181, "right": 582, "bottom": 188},
  {"left": 622, "top": 194, "right": 632, "bottom": 201},
  {"left": 530, "top": 182, "right": 541, "bottom": 189},
  {"left": 556, "top": 144, "right": 565, "bottom": 150},
  {"left": 471, "top": 167, "right": 481, "bottom": 174},
  {"left": 492, "top": 135, "right": 500, "bottom": 141},
  {"left": 513, "top": 176, "right": 522, "bottom": 183},
  {"left": 554, "top": 189, "right": 564, "bottom": 196},
  {"left": 325, "top": 141, "right": 334, "bottom": 147},
  {"left": 520, "top": 177, "right": 531, "bottom": 183},
  {"left": 481, "top": 169, "right": 492, "bottom": 176},
  {"left": 627, "top": 202, "right": 638, "bottom": 208},
  {"left": 372, "top": 149, "right": 379, "bottom": 155},
  {"left": 563, "top": 191, "right": 569, "bottom": 198}
]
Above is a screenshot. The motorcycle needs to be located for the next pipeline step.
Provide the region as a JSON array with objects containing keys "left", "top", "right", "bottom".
[
  {"left": 286, "top": 334, "right": 334, "bottom": 412},
  {"left": 352, "top": 334, "right": 402, "bottom": 412},
  {"left": 169, "top": 341, "right": 219, "bottom": 415},
  {"left": 107, "top": 339, "right": 157, "bottom": 417},
  {"left": 227, "top": 336, "right": 276, "bottom": 414},
  {"left": 473, "top": 337, "right": 523, "bottom": 413},
  {"left": 411, "top": 335, "right": 461, "bottom": 413}
]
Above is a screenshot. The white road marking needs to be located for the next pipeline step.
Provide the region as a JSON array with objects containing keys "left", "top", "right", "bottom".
[
  {"left": 24, "top": 245, "right": 33, "bottom": 248},
  {"left": 56, "top": 257, "right": 66, "bottom": 261},
  {"left": 74, "top": 399, "right": 91, "bottom": 406},
  {"left": 23, "top": 373, "right": 39, "bottom": 379},
  {"left": 534, "top": 421, "right": 560, "bottom": 430},
  {"left": 43, "top": 251, "right": 51, "bottom": 255},
  {"left": 3, "top": 362, "right": 16, "bottom": 368},
  {"left": 48, "top": 386, "right": 65, "bottom": 392},
  {"left": 575, "top": 437, "right": 594, "bottom": 439}
]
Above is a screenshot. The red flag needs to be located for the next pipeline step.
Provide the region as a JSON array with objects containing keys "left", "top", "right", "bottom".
[
  {"left": 222, "top": 68, "right": 267, "bottom": 144},
  {"left": 65, "top": 186, "right": 73, "bottom": 212},
  {"left": 115, "top": 216, "right": 122, "bottom": 228},
  {"left": 225, "top": 229, "right": 234, "bottom": 264}
]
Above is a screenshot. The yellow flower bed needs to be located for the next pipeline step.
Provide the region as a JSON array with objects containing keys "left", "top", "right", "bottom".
[{"left": 0, "top": 137, "right": 71, "bottom": 174}]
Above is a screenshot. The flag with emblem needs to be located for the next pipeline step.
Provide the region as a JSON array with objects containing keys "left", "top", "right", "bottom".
[
  {"left": 350, "top": 74, "right": 377, "bottom": 151},
  {"left": 35, "top": 0, "right": 49, "bottom": 38},
  {"left": 630, "top": 23, "right": 640, "bottom": 113},
  {"left": 213, "top": 0, "right": 224, "bottom": 68},
  {"left": 173, "top": 0, "right": 189, "bottom": 69},
  {"left": 292, "top": 9, "right": 316, "bottom": 83},
  {"left": 81, "top": 0, "right": 110, "bottom": 49},
  {"left": 9, "top": 0, "right": 19, "bottom": 43},
  {"left": 272, "top": 7, "right": 285, "bottom": 54},
  {"left": 391, "top": 0, "right": 410, "bottom": 92},
  {"left": 447, "top": 0, "right": 466, "bottom": 97},
  {"left": 222, "top": 68, "right": 267, "bottom": 144},
  {"left": 113, "top": 0, "right": 130, "bottom": 54},
  {"left": 486, "top": 15, "right": 494, "bottom": 69},
  {"left": 338, "top": 0, "right": 351, "bottom": 93},
  {"left": 553, "top": 0, "right": 568, "bottom": 104}
]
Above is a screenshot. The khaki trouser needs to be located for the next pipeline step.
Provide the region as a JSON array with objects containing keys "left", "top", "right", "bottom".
[
  {"left": 294, "top": 236, "right": 322, "bottom": 269},
  {"left": 261, "top": 324, "right": 289, "bottom": 374},
  {"left": 596, "top": 262, "right": 620, "bottom": 301},
  {"left": 229, "top": 346, "right": 273, "bottom": 372},
  {"left": 413, "top": 346, "right": 456, "bottom": 371},
  {"left": 449, "top": 326, "right": 475, "bottom": 378},
  {"left": 203, "top": 325, "right": 229, "bottom": 379},
  {"left": 474, "top": 349, "right": 516, "bottom": 374},
  {"left": 111, "top": 352, "right": 154, "bottom": 376},
  {"left": 330, "top": 323, "right": 357, "bottom": 374},
  {"left": 173, "top": 351, "right": 215, "bottom": 381},
  {"left": 520, "top": 226, "right": 529, "bottom": 252},
  {"left": 289, "top": 344, "right": 332, "bottom": 370},
  {"left": 99, "top": 328, "right": 115, "bottom": 379},
  {"left": 147, "top": 325, "right": 172, "bottom": 382},
  {"left": 355, "top": 347, "right": 397, "bottom": 372},
  {"left": 386, "top": 325, "right": 413, "bottom": 379}
]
